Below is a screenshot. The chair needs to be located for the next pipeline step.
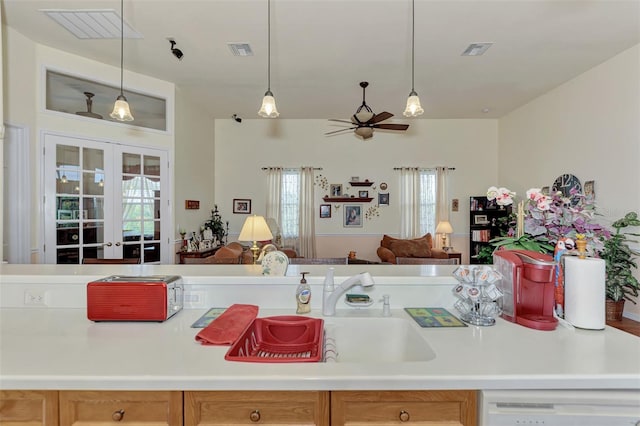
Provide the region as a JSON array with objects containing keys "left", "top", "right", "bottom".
[
  {"left": 289, "top": 257, "right": 348, "bottom": 265},
  {"left": 396, "top": 257, "right": 458, "bottom": 265},
  {"left": 82, "top": 258, "right": 141, "bottom": 264},
  {"left": 183, "top": 256, "right": 240, "bottom": 264}
]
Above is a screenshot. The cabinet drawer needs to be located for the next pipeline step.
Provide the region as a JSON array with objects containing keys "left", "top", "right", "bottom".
[
  {"left": 331, "top": 390, "right": 477, "bottom": 426},
  {"left": 185, "top": 391, "right": 329, "bottom": 426},
  {"left": 0, "top": 390, "right": 59, "bottom": 426},
  {"left": 59, "top": 391, "right": 182, "bottom": 425}
]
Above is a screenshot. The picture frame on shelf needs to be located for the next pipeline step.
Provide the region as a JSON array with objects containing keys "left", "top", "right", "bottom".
[
  {"left": 378, "top": 193, "right": 389, "bottom": 205},
  {"left": 344, "top": 204, "right": 363, "bottom": 228},
  {"left": 358, "top": 190, "right": 368, "bottom": 198},
  {"left": 319, "top": 204, "right": 331, "bottom": 218},
  {"left": 233, "top": 199, "right": 251, "bottom": 214},
  {"left": 474, "top": 215, "right": 489, "bottom": 225},
  {"left": 57, "top": 210, "right": 73, "bottom": 220},
  {"left": 73, "top": 210, "right": 88, "bottom": 220},
  {"left": 351, "top": 176, "right": 360, "bottom": 182},
  {"left": 330, "top": 184, "right": 343, "bottom": 197}
]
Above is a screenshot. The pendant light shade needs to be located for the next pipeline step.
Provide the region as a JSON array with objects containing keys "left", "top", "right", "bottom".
[
  {"left": 258, "top": 0, "right": 279, "bottom": 118},
  {"left": 403, "top": 0, "right": 424, "bottom": 117},
  {"left": 110, "top": 0, "right": 134, "bottom": 122}
]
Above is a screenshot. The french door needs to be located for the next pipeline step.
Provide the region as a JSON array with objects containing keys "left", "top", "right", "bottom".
[{"left": 43, "top": 133, "right": 170, "bottom": 264}]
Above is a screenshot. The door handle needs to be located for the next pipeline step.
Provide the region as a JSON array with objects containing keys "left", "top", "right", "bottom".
[
  {"left": 115, "top": 242, "right": 122, "bottom": 246},
  {"left": 103, "top": 242, "right": 113, "bottom": 247}
]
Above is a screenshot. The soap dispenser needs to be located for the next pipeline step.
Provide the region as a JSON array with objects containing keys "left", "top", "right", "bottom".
[{"left": 296, "top": 272, "right": 312, "bottom": 314}]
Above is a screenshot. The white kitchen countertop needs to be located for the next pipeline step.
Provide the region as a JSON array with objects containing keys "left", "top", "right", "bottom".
[{"left": 1, "top": 264, "right": 639, "bottom": 392}]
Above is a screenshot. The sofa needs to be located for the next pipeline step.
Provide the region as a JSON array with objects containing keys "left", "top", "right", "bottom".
[{"left": 376, "top": 234, "right": 449, "bottom": 264}]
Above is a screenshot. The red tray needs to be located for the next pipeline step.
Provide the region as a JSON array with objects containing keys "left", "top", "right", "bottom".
[{"left": 225, "top": 315, "right": 324, "bottom": 363}]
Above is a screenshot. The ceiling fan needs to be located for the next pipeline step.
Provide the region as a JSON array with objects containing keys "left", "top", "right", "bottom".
[{"left": 325, "top": 81, "right": 409, "bottom": 140}]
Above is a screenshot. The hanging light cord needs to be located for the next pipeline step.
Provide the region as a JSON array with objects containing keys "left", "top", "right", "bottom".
[
  {"left": 267, "top": 0, "right": 271, "bottom": 92},
  {"left": 119, "top": 0, "right": 124, "bottom": 96},
  {"left": 410, "top": 0, "right": 415, "bottom": 93}
]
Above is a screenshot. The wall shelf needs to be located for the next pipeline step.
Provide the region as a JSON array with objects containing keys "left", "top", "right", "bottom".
[
  {"left": 323, "top": 196, "right": 373, "bottom": 203},
  {"left": 349, "top": 181, "right": 374, "bottom": 187}
]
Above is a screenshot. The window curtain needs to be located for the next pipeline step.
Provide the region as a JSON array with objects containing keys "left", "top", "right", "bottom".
[
  {"left": 435, "top": 166, "right": 449, "bottom": 249},
  {"left": 399, "top": 167, "right": 420, "bottom": 238},
  {"left": 265, "top": 167, "right": 282, "bottom": 243},
  {"left": 298, "top": 167, "right": 317, "bottom": 258}
]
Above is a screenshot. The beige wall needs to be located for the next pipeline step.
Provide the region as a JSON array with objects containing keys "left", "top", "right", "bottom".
[
  {"left": 498, "top": 43, "right": 640, "bottom": 318},
  {"left": 214, "top": 118, "right": 499, "bottom": 262}
]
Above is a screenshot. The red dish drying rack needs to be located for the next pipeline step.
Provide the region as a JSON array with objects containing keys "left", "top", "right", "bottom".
[{"left": 225, "top": 316, "right": 324, "bottom": 363}]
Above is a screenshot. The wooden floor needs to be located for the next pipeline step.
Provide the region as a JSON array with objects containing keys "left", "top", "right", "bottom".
[{"left": 607, "top": 317, "right": 640, "bottom": 337}]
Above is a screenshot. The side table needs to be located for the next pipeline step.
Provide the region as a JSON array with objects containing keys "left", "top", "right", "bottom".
[
  {"left": 177, "top": 246, "right": 221, "bottom": 264},
  {"left": 446, "top": 251, "right": 462, "bottom": 264}
]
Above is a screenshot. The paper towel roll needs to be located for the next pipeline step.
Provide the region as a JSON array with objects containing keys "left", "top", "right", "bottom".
[{"left": 564, "top": 256, "right": 605, "bottom": 330}]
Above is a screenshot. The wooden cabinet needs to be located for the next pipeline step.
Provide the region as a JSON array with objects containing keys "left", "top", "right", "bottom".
[
  {"left": 331, "top": 390, "right": 477, "bottom": 426},
  {"left": 185, "top": 391, "right": 329, "bottom": 426},
  {"left": 0, "top": 390, "right": 59, "bottom": 426},
  {"left": 59, "top": 391, "right": 182, "bottom": 425},
  {"left": 2, "top": 390, "right": 477, "bottom": 426}
]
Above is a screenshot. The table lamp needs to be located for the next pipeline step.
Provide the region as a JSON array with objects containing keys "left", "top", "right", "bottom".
[
  {"left": 435, "top": 221, "right": 453, "bottom": 251},
  {"left": 238, "top": 215, "right": 273, "bottom": 264}
]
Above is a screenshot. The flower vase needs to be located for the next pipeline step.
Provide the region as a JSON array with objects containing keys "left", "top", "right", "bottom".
[{"left": 575, "top": 239, "right": 587, "bottom": 259}]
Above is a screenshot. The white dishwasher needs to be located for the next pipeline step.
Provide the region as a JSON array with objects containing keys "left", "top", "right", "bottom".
[{"left": 481, "top": 389, "right": 640, "bottom": 425}]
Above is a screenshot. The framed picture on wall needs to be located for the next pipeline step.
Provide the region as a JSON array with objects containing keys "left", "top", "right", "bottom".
[
  {"left": 378, "top": 193, "right": 389, "bottom": 205},
  {"left": 319, "top": 204, "right": 331, "bottom": 218},
  {"left": 233, "top": 199, "right": 251, "bottom": 214},
  {"left": 358, "top": 190, "right": 369, "bottom": 198},
  {"left": 344, "top": 204, "right": 363, "bottom": 228},
  {"left": 330, "top": 184, "right": 343, "bottom": 197}
]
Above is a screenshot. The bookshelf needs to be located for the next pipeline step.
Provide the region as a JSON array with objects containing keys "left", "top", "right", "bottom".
[{"left": 469, "top": 196, "right": 511, "bottom": 264}]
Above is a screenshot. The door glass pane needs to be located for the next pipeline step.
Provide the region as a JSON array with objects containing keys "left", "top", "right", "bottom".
[
  {"left": 57, "top": 196, "right": 80, "bottom": 220},
  {"left": 56, "top": 145, "right": 79, "bottom": 168},
  {"left": 82, "top": 197, "right": 104, "bottom": 220},
  {"left": 143, "top": 243, "right": 160, "bottom": 262},
  {"left": 56, "top": 222, "right": 79, "bottom": 245},
  {"left": 56, "top": 169, "right": 80, "bottom": 194},
  {"left": 144, "top": 155, "right": 161, "bottom": 176},
  {"left": 83, "top": 246, "right": 103, "bottom": 259},
  {"left": 123, "top": 220, "right": 141, "bottom": 242},
  {"left": 83, "top": 148, "right": 104, "bottom": 172},
  {"left": 83, "top": 222, "right": 104, "bottom": 244},
  {"left": 123, "top": 244, "right": 141, "bottom": 259},
  {"left": 83, "top": 171, "right": 104, "bottom": 196},
  {"left": 122, "top": 153, "right": 141, "bottom": 174},
  {"left": 122, "top": 198, "right": 142, "bottom": 220},
  {"left": 57, "top": 247, "right": 79, "bottom": 264}
]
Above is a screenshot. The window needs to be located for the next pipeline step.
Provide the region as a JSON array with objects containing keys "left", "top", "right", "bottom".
[
  {"left": 280, "top": 170, "right": 300, "bottom": 239},
  {"left": 419, "top": 169, "right": 437, "bottom": 236}
]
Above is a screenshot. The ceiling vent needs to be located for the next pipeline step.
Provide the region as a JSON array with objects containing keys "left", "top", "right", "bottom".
[
  {"left": 41, "top": 9, "right": 143, "bottom": 39},
  {"left": 227, "top": 43, "right": 254, "bottom": 56},
  {"left": 462, "top": 43, "right": 493, "bottom": 56}
]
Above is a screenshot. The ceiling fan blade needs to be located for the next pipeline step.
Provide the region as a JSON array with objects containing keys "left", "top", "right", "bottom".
[
  {"left": 370, "top": 111, "right": 394, "bottom": 124},
  {"left": 373, "top": 123, "right": 410, "bottom": 131},
  {"left": 328, "top": 118, "right": 355, "bottom": 124},
  {"left": 325, "top": 127, "right": 358, "bottom": 135}
]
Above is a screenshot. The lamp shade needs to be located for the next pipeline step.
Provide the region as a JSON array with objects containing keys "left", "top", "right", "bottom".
[
  {"left": 435, "top": 221, "right": 453, "bottom": 234},
  {"left": 258, "top": 92, "right": 279, "bottom": 118},
  {"left": 238, "top": 215, "right": 273, "bottom": 242},
  {"left": 110, "top": 95, "right": 134, "bottom": 121},
  {"left": 403, "top": 93, "right": 424, "bottom": 117}
]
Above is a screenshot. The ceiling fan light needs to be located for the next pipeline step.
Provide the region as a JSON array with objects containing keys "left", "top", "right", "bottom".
[
  {"left": 110, "top": 95, "right": 134, "bottom": 121},
  {"left": 258, "top": 91, "right": 279, "bottom": 118},
  {"left": 354, "top": 111, "right": 374, "bottom": 123},
  {"left": 403, "top": 93, "right": 424, "bottom": 117},
  {"left": 355, "top": 127, "right": 374, "bottom": 139}
]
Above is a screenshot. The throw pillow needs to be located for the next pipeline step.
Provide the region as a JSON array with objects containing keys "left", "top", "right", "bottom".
[{"left": 389, "top": 239, "right": 432, "bottom": 258}]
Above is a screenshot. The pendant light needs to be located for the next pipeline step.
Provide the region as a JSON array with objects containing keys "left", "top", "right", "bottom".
[
  {"left": 110, "top": 0, "right": 134, "bottom": 122},
  {"left": 258, "top": 0, "right": 279, "bottom": 118},
  {"left": 403, "top": 0, "right": 424, "bottom": 117}
]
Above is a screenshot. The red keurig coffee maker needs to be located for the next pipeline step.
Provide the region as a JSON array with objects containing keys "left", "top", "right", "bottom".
[{"left": 493, "top": 250, "right": 558, "bottom": 331}]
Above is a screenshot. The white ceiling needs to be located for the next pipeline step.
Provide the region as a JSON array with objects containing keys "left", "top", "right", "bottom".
[{"left": 3, "top": 0, "right": 640, "bottom": 120}]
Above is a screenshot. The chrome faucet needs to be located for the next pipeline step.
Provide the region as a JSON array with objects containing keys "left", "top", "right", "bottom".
[{"left": 322, "top": 267, "right": 375, "bottom": 316}]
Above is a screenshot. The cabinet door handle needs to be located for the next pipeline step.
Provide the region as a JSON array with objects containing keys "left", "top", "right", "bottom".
[
  {"left": 112, "top": 409, "right": 125, "bottom": 421},
  {"left": 249, "top": 409, "right": 261, "bottom": 422},
  {"left": 399, "top": 410, "right": 410, "bottom": 422}
]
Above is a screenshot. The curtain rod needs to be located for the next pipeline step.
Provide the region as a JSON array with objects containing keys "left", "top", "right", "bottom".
[
  {"left": 261, "top": 167, "right": 323, "bottom": 171},
  {"left": 393, "top": 166, "right": 455, "bottom": 170}
]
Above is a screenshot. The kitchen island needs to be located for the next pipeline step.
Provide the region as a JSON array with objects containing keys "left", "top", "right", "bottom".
[{"left": 1, "top": 264, "right": 639, "bottom": 424}]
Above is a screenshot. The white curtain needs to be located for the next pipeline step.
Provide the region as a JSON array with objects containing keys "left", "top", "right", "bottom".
[
  {"left": 435, "top": 166, "right": 449, "bottom": 248},
  {"left": 265, "top": 167, "right": 282, "bottom": 236},
  {"left": 399, "top": 167, "right": 420, "bottom": 238},
  {"left": 298, "top": 167, "right": 317, "bottom": 258}
]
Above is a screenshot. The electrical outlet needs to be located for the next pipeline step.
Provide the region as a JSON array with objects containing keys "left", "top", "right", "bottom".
[
  {"left": 184, "top": 291, "right": 206, "bottom": 307},
  {"left": 24, "top": 290, "right": 47, "bottom": 306}
]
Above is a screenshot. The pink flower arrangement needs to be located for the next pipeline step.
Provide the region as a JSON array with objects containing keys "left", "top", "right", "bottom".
[{"left": 487, "top": 186, "right": 611, "bottom": 254}]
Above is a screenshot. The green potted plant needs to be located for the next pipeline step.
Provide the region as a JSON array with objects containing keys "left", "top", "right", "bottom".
[
  {"left": 600, "top": 212, "right": 640, "bottom": 321},
  {"left": 204, "top": 205, "right": 228, "bottom": 246}
]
